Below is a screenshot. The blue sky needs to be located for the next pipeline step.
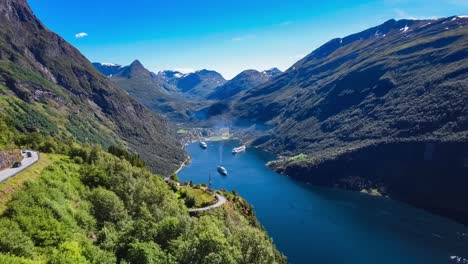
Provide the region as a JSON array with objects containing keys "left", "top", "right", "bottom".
[{"left": 29, "top": 0, "right": 467, "bottom": 79}]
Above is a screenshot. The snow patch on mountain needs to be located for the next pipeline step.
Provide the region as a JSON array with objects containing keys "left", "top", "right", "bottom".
[{"left": 400, "top": 25, "right": 409, "bottom": 32}]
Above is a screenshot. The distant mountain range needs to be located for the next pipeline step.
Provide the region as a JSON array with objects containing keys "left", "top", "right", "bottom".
[
  {"left": 208, "top": 68, "right": 282, "bottom": 100},
  {"left": 163, "top": 69, "right": 227, "bottom": 98},
  {"left": 93, "top": 62, "right": 282, "bottom": 121}
]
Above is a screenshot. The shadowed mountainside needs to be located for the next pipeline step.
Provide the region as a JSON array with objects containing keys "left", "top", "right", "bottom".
[
  {"left": 228, "top": 17, "right": 468, "bottom": 223},
  {"left": 208, "top": 68, "right": 282, "bottom": 100},
  {"left": 0, "top": 0, "right": 186, "bottom": 174}
]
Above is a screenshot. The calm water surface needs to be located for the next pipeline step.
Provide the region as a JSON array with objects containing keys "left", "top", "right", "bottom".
[{"left": 178, "top": 140, "right": 468, "bottom": 264}]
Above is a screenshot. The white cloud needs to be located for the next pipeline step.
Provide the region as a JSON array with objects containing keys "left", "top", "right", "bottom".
[{"left": 75, "top": 32, "right": 88, "bottom": 38}]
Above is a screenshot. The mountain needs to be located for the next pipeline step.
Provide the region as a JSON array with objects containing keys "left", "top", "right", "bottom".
[
  {"left": 158, "top": 70, "right": 186, "bottom": 86},
  {"left": 0, "top": 0, "right": 186, "bottom": 174},
  {"left": 92, "top": 62, "right": 124, "bottom": 76},
  {"left": 230, "top": 17, "right": 468, "bottom": 224},
  {"left": 169, "top": 69, "right": 227, "bottom": 98},
  {"left": 208, "top": 68, "right": 282, "bottom": 100},
  {"left": 93, "top": 61, "right": 203, "bottom": 121}
]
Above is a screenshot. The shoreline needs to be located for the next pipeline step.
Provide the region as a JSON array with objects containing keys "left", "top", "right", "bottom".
[{"left": 175, "top": 155, "right": 192, "bottom": 174}]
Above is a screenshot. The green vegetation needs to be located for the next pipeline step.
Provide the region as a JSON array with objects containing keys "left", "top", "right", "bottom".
[
  {"left": 177, "top": 129, "right": 188, "bottom": 134},
  {"left": 0, "top": 122, "right": 285, "bottom": 263},
  {"left": 0, "top": 1, "right": 285, "bottom": 262},
  {"left": 206, "top": 132, "right": 231, "bottom": 141},
  {"left": 0, "top": 154, "right": 54, "bottom": 214},
  {"left": 178, "top": 186, "right": 216, "bottom": 208},
  {"left": 107, "top": 145, "right": 145, "bottom": 168},
  {"left": 288, "top": 153, "right": 308, "bottom": 162}
]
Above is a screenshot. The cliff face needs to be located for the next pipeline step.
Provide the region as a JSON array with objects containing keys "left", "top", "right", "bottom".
[
  {"left": 0, "top": 0, "right": 186, "bottom": 174},
  {"left": 226, "top": 17, "right": 468, "bottom": 224}
]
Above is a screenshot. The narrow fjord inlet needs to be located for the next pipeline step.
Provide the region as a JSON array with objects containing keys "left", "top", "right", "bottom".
[
  {"left": 1, "top": 0, "right": 468, "bottom": 262},
  {"left": 180, "top": 141, "right": 468, "bottom": 264}
]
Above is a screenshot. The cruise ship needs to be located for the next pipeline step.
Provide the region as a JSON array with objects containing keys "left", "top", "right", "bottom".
[
  {"left": 217, "top": 166, "right": 228, "bottom": 176},
  {"left": 232, "top": 145, "right": 246, "bottom": 154},
  {"left": 199, "top": 141, "right": 208, "bottom": 149}
]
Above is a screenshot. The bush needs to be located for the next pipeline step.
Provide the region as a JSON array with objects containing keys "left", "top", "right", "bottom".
[
  {"left": 0, "top": 219, "right": 35, "bottom": 257},
  {"left": 73, "top": 156, "right": 84, "bottom": 164},
  {"left": 169, "top": 174, "right": 179, "bottom": 182},
  {"left": 0, "top": 254, "right": 35, "bottom": 264},
  {"left": 184, "top": 194, "right": 196, "bottom": 208},
  {"left": 89, "top": 188, "right": 127, "bottom": 225},
  {"left": 125, "top": 241, "right": 174, "bottom": 264},
  {"left": 81, "top": 166, "right": 110, "bottom": 188},
  {"left": 108, "top": 145, "right": 145, "bottom": 168},
  {"left": 48, "top": 241, "right": 88, "bottom": 264}
]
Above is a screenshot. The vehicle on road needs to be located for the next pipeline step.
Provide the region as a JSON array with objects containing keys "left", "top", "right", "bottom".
[
  {"left": 26, "top": 152, "right": 32, "bottom": 158},
  {"left": 12, "top": 162, "right": 22, "bottom": 168}
]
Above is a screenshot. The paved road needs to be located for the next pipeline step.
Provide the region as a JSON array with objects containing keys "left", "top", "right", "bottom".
[
  {"left": 188, "top": 194, "right": 227, "bottom": 212},
  {"left": 0, "top": 150, "right": 39, "bottom": 183}
]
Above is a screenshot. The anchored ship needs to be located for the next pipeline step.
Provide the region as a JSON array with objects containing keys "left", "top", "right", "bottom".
[
  {"left": 217, "top": 165, "right": 228, "bottom": 176},
  {"left": 232, "top": 145, "right": 246, "bottom": 154},
  {"left": 199, "top": 141, "right": 208, "bottom": 149}
]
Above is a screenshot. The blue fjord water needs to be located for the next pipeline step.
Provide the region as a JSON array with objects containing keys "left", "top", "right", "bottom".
[{"left": 178, "top": 140, "right": 468, "bottom": 264}]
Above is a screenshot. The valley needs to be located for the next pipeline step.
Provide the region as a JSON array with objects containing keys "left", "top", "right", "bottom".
[
  {"left": 0, "top": 0, "right": 467, "bottom": 262},
  {"left": 95, "top": 15, "right": 468, "bottom": 227}
]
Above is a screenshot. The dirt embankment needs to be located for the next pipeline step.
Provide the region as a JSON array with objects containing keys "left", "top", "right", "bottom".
[{"left": 0, "top": 149, "right": 21, "bottom": 170}]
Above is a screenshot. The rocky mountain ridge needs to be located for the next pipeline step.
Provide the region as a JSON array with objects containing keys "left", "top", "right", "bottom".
[{"left": 0, "top": 0, "right": 186, "bottom": 174}]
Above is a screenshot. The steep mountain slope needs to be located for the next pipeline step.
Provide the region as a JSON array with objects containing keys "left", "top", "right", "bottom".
[
  {"left": 232, "top": 17, "right": 468, "bottom": 223},
  {"left": 0, "top": 0, "right": 186, "bottom": 174},
  {"left": 208, "top": 68, "right": 282, "bottom": 100},
  {"left": 173, "top": 69, "right": 226, "bottom": 98}
]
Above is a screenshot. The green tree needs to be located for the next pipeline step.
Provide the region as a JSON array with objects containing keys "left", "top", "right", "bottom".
[
  {"left": 184, "top": 194, "right": 196, "bottom": 208},
  {"left": 171, "top": 216, "right": 239, "bottom": 264},
  {"left": 154, "top": 217, "right": 185, "bottom": 249},
  {"left": 125, "top": 241, "right": 174, "bottom": 264},
  {"left": 233, "top": 226, "right": 285, "bottom": 264},
  {"left": 89, "top": 188, "right": 127, "bottom": 225},
  {"left": 48, "top": 241, "right": 87, "bottom": 264},
  {"left": 81, "top": 165, "right": 110, "bottom": 188}
]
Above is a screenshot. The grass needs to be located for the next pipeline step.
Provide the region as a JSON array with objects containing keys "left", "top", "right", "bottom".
[
  {"left": 360, "top": 188, "right": 383, "bottom": 196},
  {"left": 288, "top": 153, "right": 308, "bottom": 162},
  {"left": 0, "top": 153, "right": 64, "bottom": 214},
  {"left": 206, "top": 132, "right": 231, "bottom": 141},
  {"left": 179, "top": 186, "right": 216, "bottom": 208}
]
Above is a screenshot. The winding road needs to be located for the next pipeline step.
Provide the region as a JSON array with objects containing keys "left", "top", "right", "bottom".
[
  {"left": 188, "top": 193, "right": 227, "bottom": 212},
  {"left": 0, "top": 150, "right": 39, "bottom": 183}
]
